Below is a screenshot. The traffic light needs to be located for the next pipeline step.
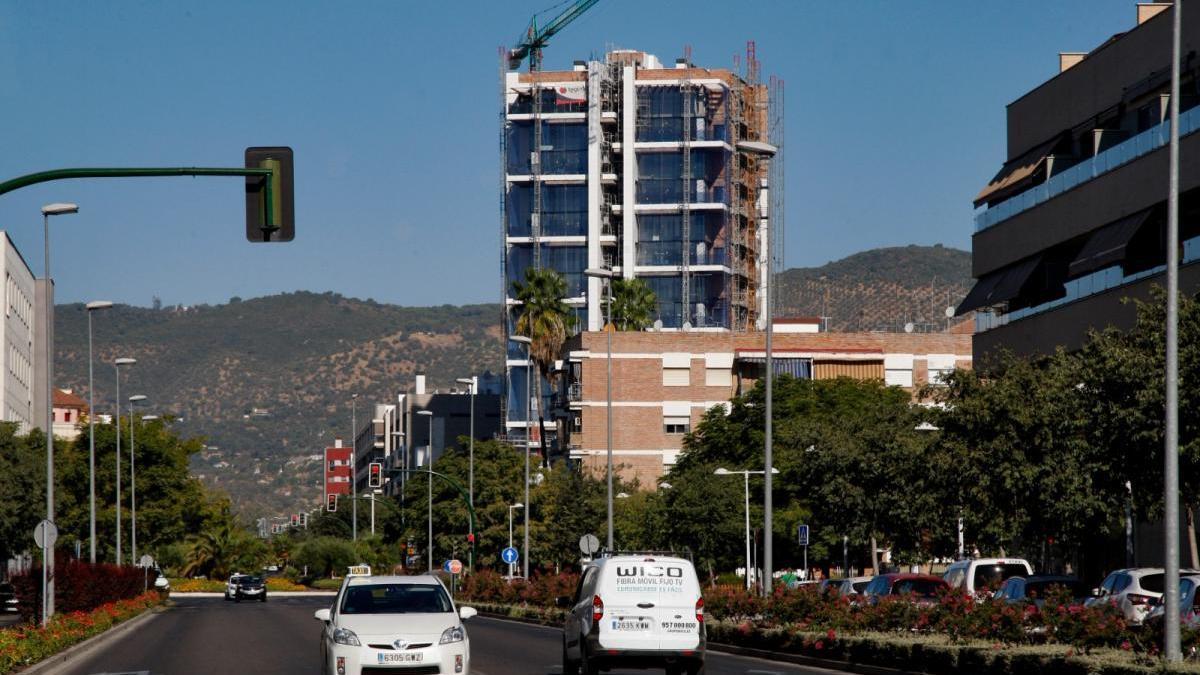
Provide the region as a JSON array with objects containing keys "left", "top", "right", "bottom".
[
  {"left": 369, "top": 462, "right": 383, "bottom": 489},
  {"left": 244, "top": 146, "right": 294, "bottom": 242},
  {"left": 466, "top": 533, "right": 476, "bottom": 545},
  {"left": 327, "top": 493, "right": 338, "bottom": 512},
  {"left": 291, "top": 513, "right": 299, "bottom": 527}
]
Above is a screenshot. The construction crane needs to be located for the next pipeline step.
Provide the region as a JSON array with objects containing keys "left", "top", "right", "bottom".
[{"left": 507, "top": 0, "right": 600, "bottom": 72}]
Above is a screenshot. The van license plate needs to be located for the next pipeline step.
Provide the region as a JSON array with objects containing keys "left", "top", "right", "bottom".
[
  {"left": 612, "top": 619, "right": 651, "bottom": 631},
  {"left": 378, "top": 652, "right": 423, "bottom": 663}
]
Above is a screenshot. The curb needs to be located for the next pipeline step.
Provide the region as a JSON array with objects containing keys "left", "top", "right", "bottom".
[
  {"left": 17, "top": 606, "right": 162, "bottom": 675},
  {"left": 169, "top": 591, "right": 337, "bottom": 598},
  {"left": 476, "top": 611, "right": 917, "bottom": 675}
]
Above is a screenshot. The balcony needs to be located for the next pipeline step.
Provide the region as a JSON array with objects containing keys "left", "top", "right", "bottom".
[
  {"left": 636, "top": 242, "right": 728, "bottom": 267},
  {"left": 976, "top": 105, "right": 1200, "bottom": 232}
]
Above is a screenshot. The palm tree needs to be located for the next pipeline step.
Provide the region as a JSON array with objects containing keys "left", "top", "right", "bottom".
[
  {"left": 511, "top": 267, "right": 577, "bottom": 463},
  {"left": 609, "top": 278, "right": 657, "bottom": 331}
]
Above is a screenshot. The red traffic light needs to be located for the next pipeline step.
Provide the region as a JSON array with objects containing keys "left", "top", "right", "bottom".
[
  {"left": 369, "top": 462, "right": 383, "bottom": 488},
  {"left": 467, "top": 533, "right": 476, "bottom": 544},
  {"left": 327, "top": 493, "right": 338, "bottom": 512}
]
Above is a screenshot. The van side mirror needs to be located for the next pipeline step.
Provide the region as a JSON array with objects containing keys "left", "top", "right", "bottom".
[
  {"left": 459, "top": 606, "right": 478, "bottom": 620},
  {"left": 556, "top": 596, "right": 573, "bottom": 608},
  {"left": 314, "top": 608, "right": 331, "bottom": 622}
]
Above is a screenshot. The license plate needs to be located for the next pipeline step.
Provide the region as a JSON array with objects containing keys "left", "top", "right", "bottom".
[
  {"left": 611, "top": 619, "right": 651, "bottom": 631},
  {"left": 377, "top": 652, "right": 424, "bottom": 663}
]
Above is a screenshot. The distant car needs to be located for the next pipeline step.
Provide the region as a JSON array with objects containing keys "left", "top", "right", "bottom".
[
  {"left": 1088, "top": 567, "right": 1200, "bottom": 625},
  {"left": 836, "top": 576, "right": 874, "bottom": 598},
  {"left": 943, "top": 558, "right": 1034, "bottom": 599},
  {"left": 1145, "top": 575, "right": 1200, "bottom": 629},
  {"left": 0, "top": 582, "right": 16, "bottom": 613},
  {"left": 993, "top": 575, "right": 1089, "bottom": 606},
  {"left": 225, "top": 573, "right": 246, "bottom": 601},
  {"left": 234, "top": 575, "right": 267, "bottom": 602},
  {"left": 861, "top": 573, "right": 948, "bottom": 606}
]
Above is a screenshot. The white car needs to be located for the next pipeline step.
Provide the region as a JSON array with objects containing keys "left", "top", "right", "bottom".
[
  {"left": 836, "top": 575, "right": 874, "bottom": 598},
  {"left": 1088, "top": 567, "right": 1200, "bottom": 625},
  {"left": 314, "top": 568, "right": 476, "bottom": 675},
  {"left": 224, "top": 573, "right": 246, "bottom": 601},
  {"left": 561, "top": 553, "right": 705, "bottom": 675},
  {"left": 942, "top": 558, "right": 1033, "bottom": 599}
]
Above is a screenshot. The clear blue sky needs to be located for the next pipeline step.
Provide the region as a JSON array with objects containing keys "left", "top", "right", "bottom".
[{"left": 0, "top": 0, "right": 1135, "bottom": 307}]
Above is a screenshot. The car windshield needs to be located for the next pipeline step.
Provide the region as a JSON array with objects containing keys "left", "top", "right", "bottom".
[
  {"left": 340, "top": 584, "right": 453, "bottom": 614},
  {"left": 241, "top": 577, "right": 262, "bottom": 584},
  {"left": 892, "top": 579, "right": 943, "bottom": 597},
  {"left": 852, "top": 581, "right": 870, "bottom": 593},
  {"left": 973, "top": 564, "right": 1028, "bottom": 592}
]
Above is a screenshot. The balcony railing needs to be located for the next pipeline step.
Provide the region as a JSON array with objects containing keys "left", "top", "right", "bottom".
[{"left": 976, "top": 105, "right": 1200, "bottom": 232}]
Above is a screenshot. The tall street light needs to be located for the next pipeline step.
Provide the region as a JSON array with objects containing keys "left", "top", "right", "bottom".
[
  {"left": 128, "top": 394, "right": 147, "bottom": 564},
  {"left": 112, "top": 357, "right": 135, "bottom": 565},
  {"left": 351, "top": 393, "right": 358, "bottom": 541},
  {"left": 1164, "top": 0, "right": 1184, "bottom": 661},
  {"left": 84, "top": 300, "right": 112, "bottom": 564},
  {"left": 509, "top": 335, "right": 533, "bottom": 579},
  {"left": 584, "top": 266, "right": 615, "bottom": 551},
  {"left": 417, "top": 410, "right": 434, "bottom": 573},
  {"left": 714, "top": 467, "right": 778, "bottom": 592},
  {"left": 456, "top": 376, "right": 477, "bottom": 573},
  {"left": 41, "top": 202, "right": 76, "bottom": 624},
  {"left": 507, "top": 502, "right": 524, "bottom": 579}
]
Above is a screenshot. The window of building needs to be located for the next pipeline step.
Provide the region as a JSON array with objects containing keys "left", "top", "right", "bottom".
[
  {"left": 664, "top": 417, "right": 690, "bottom": 434},
  {"left": 705, "top": 352, "right": 733, "bottom": 387},
  {"left": 883, "top": 354, "right": 914, "bottom": 388},
  {"left": 926, "top": 355, "right": 957, "bottom": 386},
  {"left": 662, "top": 353, "right": 691, "bottom": 386}
]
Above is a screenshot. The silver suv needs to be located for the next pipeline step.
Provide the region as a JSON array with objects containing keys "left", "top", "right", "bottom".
[{"left": 1088, "top": 567, "right": 1200, "bottom": 625}]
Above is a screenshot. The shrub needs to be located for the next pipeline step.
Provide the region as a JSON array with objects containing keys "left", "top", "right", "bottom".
[{"left": 11, "top": 562, "right": 146, "bottom": 623}]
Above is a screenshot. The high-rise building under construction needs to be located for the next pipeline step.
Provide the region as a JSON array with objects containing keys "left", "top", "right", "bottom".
[{"left": 502, "top": 46, "right": 783, "bottom": 449}]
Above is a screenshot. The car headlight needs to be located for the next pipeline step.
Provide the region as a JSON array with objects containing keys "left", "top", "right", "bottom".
[
  {"left": 333, "top": 627, "right": 361, "bottom": 646},
  {"left": 439, "top": 625, "right": 465, "bottom": 644}
]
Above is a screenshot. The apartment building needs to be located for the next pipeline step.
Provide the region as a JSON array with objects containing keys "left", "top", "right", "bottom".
[
  {"left": 556, "top": 323, "right": 972, "bottom": 485},
  {"left": 959, "top": 2, "right": 1200, "bottom": 356},
  {"left": 502, "top": 47, "right": 782, "bottom": 450},
  {"left": 323, "top": 440, "right": 352, "bottom": 505},
  {"left": 0, "top": 232, "right": 36, "bottom": 432}
]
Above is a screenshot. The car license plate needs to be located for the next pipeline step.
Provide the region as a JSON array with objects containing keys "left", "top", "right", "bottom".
[
  {"left": 377, "top": 652, "right": 423, "bottom": 664},
  {"left": 612, "top": 619, "right": 651, "bottom": 631}
]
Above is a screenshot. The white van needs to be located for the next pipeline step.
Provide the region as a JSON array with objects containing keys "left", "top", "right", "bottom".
[
  {"left": 943, "top": 558, "right": 1033, "bottom": 598},
  {"left": 561, "top": 553, "right": 705, "bottom": 675}
]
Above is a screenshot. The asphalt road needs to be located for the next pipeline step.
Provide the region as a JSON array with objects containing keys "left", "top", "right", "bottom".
[{"left": 54, "top": 596, "right": 839, "bottom": 675}]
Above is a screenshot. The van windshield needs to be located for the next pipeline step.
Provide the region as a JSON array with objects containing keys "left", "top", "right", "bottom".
[{"left": 973, "top": 564, "right": 1028, "bottom": 593}]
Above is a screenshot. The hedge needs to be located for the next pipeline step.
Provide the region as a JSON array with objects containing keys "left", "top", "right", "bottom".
[{"left": 11, "top": 562, "right": 146, "bottom": 624}]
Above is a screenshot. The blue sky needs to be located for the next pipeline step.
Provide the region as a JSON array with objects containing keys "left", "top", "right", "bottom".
[{"left": 0, "top": 0, "right": 1136, "bottom": 307}]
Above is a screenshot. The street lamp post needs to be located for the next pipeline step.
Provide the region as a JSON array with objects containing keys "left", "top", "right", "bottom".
[
  {"left": 508, "top": 503, "right": 524, "bottom": 579},
  {"left": 113, "top": 357, "right": 135, "bottom": 565},
  {"left": 351, "top": 393, "right": 358, "bottom": 541},
  {"left": 456, "top": 377, "right": 477, "bottom": 572},
  {"left": 417, "top": 410, "right": 434, "bottom": 573},
  {"left": 84, "top": 300, "right": 112, "bottom": 564},
  {"left": 714, "top": 467, "right": 778, "bottom": 592},
  {"left": 40, "top": 202, "right": 77, "bottom": 624},
  {"left": 128, "top": 394, "right": 147, "bottom": 565},
  {"left": 584, "top": 267, "right": 615, "bottom": 551},
  {"left": 1164, "top": 0, "right": 1184, "bottom": 661},
  {"left": 509, "top": 335, "right": 533, "bottom": 579}
]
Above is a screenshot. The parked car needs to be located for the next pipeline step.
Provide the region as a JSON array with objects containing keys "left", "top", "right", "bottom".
[
  {"left": 314, "top": 566, "right": 475, "bottom": 675},
  {"left": 836, "top": 576, "right": 873, "bottom": 598},
  {"left": 0, "top": 582, "right": 16, "bottom": 613},
  {"left": 861, "top": 573, "right": 949, "bottom": 606},
  {"left": 1145, "top": 575, "right": 1200, "bottom": 629},
  {"left": 993, "top": 575, "right": 1089, "bottom": 606},
  {"left": 1088, "top": 567, "right": 1200, "bottom": 625},
  {"left": 234, "top": 575, "right": 267, "bottom": 602},
  {"left": 561, "top": 553, "right": 705, "bottom": 675},
  {"left": 943, "top": 558, "right": 1033, "bottom": 599}
]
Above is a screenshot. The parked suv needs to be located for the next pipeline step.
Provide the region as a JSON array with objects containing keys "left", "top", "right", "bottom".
[
  {"left": 1088, "top": 568, "right": 1200, "bottom": 625},
  {"left": 943, "top": 558, "right": 1033, "bottom": 598},
  {"left": 561, "top": 553, "right": 704, "bottom": 675}
]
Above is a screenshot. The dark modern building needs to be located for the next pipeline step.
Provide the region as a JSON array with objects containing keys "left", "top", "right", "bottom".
[{"left": 958, "top": 2, "right": 1200, "bottom": 357}]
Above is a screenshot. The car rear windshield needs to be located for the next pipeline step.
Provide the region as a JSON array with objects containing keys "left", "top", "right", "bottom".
[
  {"left": 1140, "top": 574, "right": 1165, "bottom": 593},
  {"left": 892, "top": 579, "right": 944, "bottom": 598},
  {"left": 852, "top": 581, "right": 870, "bottom": 593},
  {"left": 973, "top": 564, "right": 1028, "bottom": 592},
  {"left": 1025, "top": 580, "right": 1087, "bottom": 599},
  {"left": 340, "top": 584, "right": 452, "bottom": 614}
]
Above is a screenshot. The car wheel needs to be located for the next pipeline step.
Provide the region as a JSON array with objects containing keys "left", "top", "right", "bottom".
[
  {"left": 578, "top": 644, "right": 596, "bottom": 675},
  {"left": 235, "top": 594, "right": 241, "bottom": 603},
  {"left": 562, "top": 638, "right": 580, "bottom": 675},
  {"left": 224, "top": 592, "right": 230, "bottom": 601}
]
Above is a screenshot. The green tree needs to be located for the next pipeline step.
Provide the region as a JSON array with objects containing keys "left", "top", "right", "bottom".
[
  {"left": 293, "top": 536, "right": 357, "bottom": 578},
  {"left": 511, "top": 268, "right": 577, "bottom": 461},
  {"left": 0, "top": 425, "right": 43, "bottom": 564},
  {"left": 609, "top": 278, "right": 657, "bottom": 331}
]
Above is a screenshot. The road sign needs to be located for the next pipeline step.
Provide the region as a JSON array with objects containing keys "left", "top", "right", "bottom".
[
  {"left": 798, "top": 524, "right": 810, "bottom": 547},
  {"left": 501, "top": 547, "right": 519, "bottom": 565},
  {"left": 33, "top": 520, "right": 57, "bottom": 550},
  {"left": 443, "top": 559, "right": 463, "bottom": 575},
  {"left": 579, "top": 534, "right": 600, "bottom": 556}
]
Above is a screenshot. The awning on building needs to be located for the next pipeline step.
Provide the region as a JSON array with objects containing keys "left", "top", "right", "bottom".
[
  {"left": 1067, "top": 209, "right": 1153, "bottom": 278},
  {"left": 955, "top": 255, "right": 1043, "bottom": 316},
  {"left": 973, "top": 136, "right": 1063, "bottom": 208},
  {"left": 737, "top": 357, "right": 813, "bottom": 379}
]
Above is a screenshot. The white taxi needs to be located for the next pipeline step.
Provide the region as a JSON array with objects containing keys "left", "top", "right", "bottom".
[{"left": 314, "top": 566, "right": 476, "bottom": 675}]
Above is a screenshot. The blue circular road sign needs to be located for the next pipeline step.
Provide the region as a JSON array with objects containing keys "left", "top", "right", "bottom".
[{"left": 501, "top": 546, "right": 519, "bottom": 564}]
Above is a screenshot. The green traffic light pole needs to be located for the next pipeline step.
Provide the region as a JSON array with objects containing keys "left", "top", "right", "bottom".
[
  {"left": 0, "top": 166, "right": 280, "bottom": 238},
  {"left": 389, "top": 468, "right": 476, "bottom": 575}
]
